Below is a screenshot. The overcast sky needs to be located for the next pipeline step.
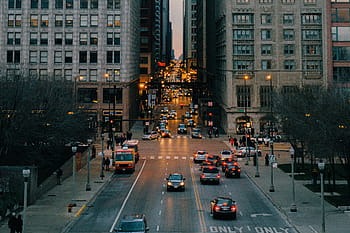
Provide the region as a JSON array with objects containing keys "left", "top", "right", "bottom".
[{"left": 170, "top": 0, "right": 183, "bottom": 59}]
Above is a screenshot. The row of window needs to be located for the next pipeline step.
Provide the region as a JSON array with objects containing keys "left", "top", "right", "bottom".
[
  {"left": 234, "top": 44, "right": 322, "bottom": 56},
  {"left": 237, "top": 0, "right": 317, "bottom": 4},
  {"left": 233, "top": 60, "right": 322, "bottom": 71},
  {"left": 8, "top": 14, "right": 121, "bottom": 28},
  {"left": 233, "top": 29, "right": 322, "bottom": 41},
  {"left": 8, "top": 0, "right": 121, "bottom": 10},
  {"left": 7, "top": 32, "right": 120, "bottom": 46},
  {"left": 7, "top": 50, "right": 121, "bottom": 64},
  {"left": 233, "top": 13, "right": 322, "bottom": 25}
]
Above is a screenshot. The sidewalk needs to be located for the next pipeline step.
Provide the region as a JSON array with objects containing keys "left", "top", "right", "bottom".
[{"left": 223, "top": 141, "right": 350, "bottom": 233}]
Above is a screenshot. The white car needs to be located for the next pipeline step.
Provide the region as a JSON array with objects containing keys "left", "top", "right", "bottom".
[
  {"left": 193, "top": 150, "right": 209, "bottom": 163},
  {"left": 142, "top": 131, "right": 159, "bottom": 140},
  {"left": 234, "top": 147, "right": 261, "bottom": 157}
]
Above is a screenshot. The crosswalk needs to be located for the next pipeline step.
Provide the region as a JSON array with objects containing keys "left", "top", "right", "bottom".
[{"left": 141, "top": 155, "right": 191, "bottom": 160}]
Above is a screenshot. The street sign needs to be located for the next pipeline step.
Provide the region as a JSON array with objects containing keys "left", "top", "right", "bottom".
[{"left": 269, "top": 154, "right": 275, "bottom": 163}]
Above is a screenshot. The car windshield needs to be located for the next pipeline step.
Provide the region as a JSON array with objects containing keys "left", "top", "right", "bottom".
[
  {"left": 119, "top": 221, "right": 145, "bottom": 231},
  {"left": 217, "top": 198, "right": 233, "bottom": 205},
  {"left": 116, "top": 153, "right": 133, "bottom": 161},
  {"left": 169, "top": 174, "right": 182, "bottom": 180},
  {"left": 198, "top": 151, "right": 206, "bottom": 155},
  {"left": 203, "top": 167, "right": 219, "bottom": 173},
  {"left": 222, "top": 151, "right": 231, "bottom": 155}
]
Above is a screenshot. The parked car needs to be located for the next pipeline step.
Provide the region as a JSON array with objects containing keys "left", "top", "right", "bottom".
[
  {"left": 114, "top": 214, "right": 149, "bottom": 232},
  {"left": 234, "top": 146, "right": 262, "bottom": 157},
  {"left": 224, "top": 164, "right": 241, "bottom": 178},
  {"left": 210, "top": 197, "right": 237, "bottom": 219},
  {"left": 193, "top": 150, "right": 208, "bottom": 163},
  {"left": 200, "top": 166, "right": 221, "bottom": 184},
  {"left": 177, "top": 123, "right": 187, "bottom": 134},
  {"left": 142, "top": 131, "right": 159, "bottom": 140},
  {"left": 191, "top": 128, "right": 202, "bottom": 139},
  {"left": 166, "top": 173, "right": 186, "bottom": 191}
]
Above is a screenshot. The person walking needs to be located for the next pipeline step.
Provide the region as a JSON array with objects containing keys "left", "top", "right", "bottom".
[
  {"left": 56, "top": 168, "right": 63, "bottom": 185},
  {"left": 8, "top": 212, "right": 16, "bottom": 233},
  {"left": 104, "top": 156, "right": 111, "bottom": 171},
  {"left": 15, "top": 214, "right": 23, "bottom": 233}
]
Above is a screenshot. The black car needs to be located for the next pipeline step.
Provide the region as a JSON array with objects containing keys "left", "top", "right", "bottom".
[
  {"left": 224, "top": 164, "right": 241, "bottom": 178},
  {"left": 177, "top": 123, "right": 187, "bottom": 134},
  {"left": 166, "top": 173, "right": 186, "bottom": 191},
  {"left": 221, "top": 158, "right": 236, "bottom": 172},
  {"left": 210, "top": 197, "right": 237, "bottom": 219},
  {"left": 114, "top": 214, "right": 149, "bottom": 232},
  {"left": 206, "top": 154, "right": 221, "bottom": 167}
]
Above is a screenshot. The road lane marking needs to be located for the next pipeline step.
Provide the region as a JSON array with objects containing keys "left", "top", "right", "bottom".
[{"left": 109, "top": 160, "right": 147, "bottom": 232}]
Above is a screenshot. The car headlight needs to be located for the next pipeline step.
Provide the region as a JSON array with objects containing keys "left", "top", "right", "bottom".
[
  {"left": 180, "top": 182, "right": 185, "bottom": 186},
  {"left": 167, "top": 182, "right": 172, "bottom": 186}
]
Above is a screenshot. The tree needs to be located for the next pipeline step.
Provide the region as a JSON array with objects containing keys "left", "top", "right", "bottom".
[
  {"left": 0, "top": 75, "right": 95, "bottom": 182},
  {"left": 275, "top": 87, "right": 350, "bottom": 189}
]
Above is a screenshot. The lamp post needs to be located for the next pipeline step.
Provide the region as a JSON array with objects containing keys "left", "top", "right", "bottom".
[
  {"left": 86, "top": 139, "right": 93, "bottom": 191},
  {"left": 290, "top": 146, "right": 297, "bottom": 212},
  {"left": 318, "top": 160, "right": 326, "bottom": 233},
  {"left": 255, "top": 140, "right": 260, "bottom": 177},
  {"left": 243, "top": 75, "right": 250, "bottom": 165},
  {"left": 100, "top": 134, "right": 105, "bottom": 180},
  {"left": 74, "top": 76, "right": 83, "bottom": 109},
  {"left": 71, "top": 145, "right": 77, "bottom": 204},
  {"left": 22, "top": 168, "right": 30, "bottom": 233},
  {"left": 269, "top": 141, "right": 275, "bottom": 192}
]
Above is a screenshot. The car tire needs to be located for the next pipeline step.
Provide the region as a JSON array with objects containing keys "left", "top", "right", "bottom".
[{"left": 232, "top": 213, "right": 237, "bottom": 220}]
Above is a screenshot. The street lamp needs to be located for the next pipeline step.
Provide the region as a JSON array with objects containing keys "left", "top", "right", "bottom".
[
  {"left": 71, "top": 145, "right": 77, "bottom": 204},
  {"left": 86, "top": 139, "right": 93, "bottom": 191},
  {"left": 243, "top": 75, "right": 250, "bottom": 166},
  {"left": 255, "top": 140, "right": 260, "bottom": 177},
  {"left": 290, "top": 146, "right": 297, "bottom": 212},
  {"left": 100, "top": 134, "right": 105, "bottom": 180},
  {"left": 74, "top": 76, "right": 83, "bottom": 109},
  {"left": 269, "top": 141, "right": 275, "bottom": 192},
  {"left": 22, "top": 168, "right": 30, "bottom": 233},
  {"left": 318, "top": 160, "right": 326, "bottom": 233}
]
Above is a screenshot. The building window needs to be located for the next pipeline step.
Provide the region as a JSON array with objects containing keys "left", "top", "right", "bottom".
[
  {"left": 261, "top": 44, "right": 272, "bottom": 55},
  {"left": 261, "top": 14, "right": 272, "bottom": 25},
  {"left": 41, "top": 15, "right": 49, "bottom": 27},
  {"left": 41, "top": 0, "right": 49, "bottom": 9},
  {"left": 8, "top": 0, "right": 22, "bottom": 8},
  {"left": 30, "top": 15, "right": 38, "bottom": 27},
  {"left": 30, "top": 32, "right": 38, "bottom": 45},
  {"left": 107, "top": 51, "right": 120, "bottom": 64},
  {"left": 55, "top": 32, "right": 63, "bottom": 45},
  {"left": 90, "top": 69, "right": 97, "bottom": 82},
  {"left": 107, "top": 0, "right": 121, "bottom": 9},
  {"left": 234, "top": 45, "right": 254, "bottom": 55},
  {"left": 65, "top": 15, "right": 73, "bottom": 27},
  {"left": 333, "top": 67, "right": 350, "bottom": 82},
  {"left": 331, "top": 27, "right": 350, "bottom": 41},
  {"left": 54, "top": 69, "right": 63, "bottom": 80},
  {"left": 233, "top": 29, "right": 254, "bottom": 40},
  {"left": 304, "top": 0, "right": 316, "bottom": 4},
  {"left": 284, "top": 60, "right": 295, "bottom": 70},
  {"left": 303, "top": 45, "right": 321, "bottom": 55},
  {"left": 8, "top": 15, "right": 15, "bottom": 27},
  {"left": 233, "top": 14, "right": 254, "bottom": 24},
  {"left": 90, "top": 33, "right": 98, "bottom": 45},
  {"left": 65, "top": 32, "right": 73, "bottom": 45},
  {"left": 302, "top": 29, "right": 322, "bottom": 40},
  {"left": 14, "top": 15, "right": 21, "bottom": 27},
  {"left": 260, "top": 86, "right": 271, "bottom": 108},
  {"left": 103, "top": 87, "right": 122, "bottom": 103},
  {"left": 65, "top": 51, "right": 73, "bottom": 63},
  {"left": 14, "top": 32, "right": 21, "bottom": 45},
  {"left": 55, "top": 0, "right": 63, "bottom": 9},
  {"left": 233, "top": 60, "right": 253, "bottom": 70},
  {"left": 79, "top": 51, "right": 88, "bottom": 63},
  {"left": 66, "top": 0, "right": 73, "bottom": 8},
  {"left": 7, "top": 50, "right": 20, "bottom": 63},
  {"left": 80, "top": 0, "right": 88, "bottom": 9},
  {"left": 90, "top": 51, "right": 98, "bottom": 63},
  {"left": 260, "top": 0, "right": 273, "bottom": 3},
  {"left": 90, "top": 15, "right": 98, "bottom": 27},
  {"left": 237, "top": 85, "right": 251, "bottom": 108},
  {"left": 283, "top": 14, "right": 294, "bottom": 25},
  {"left": 282, "top": 0, "right": 295, "bottom": 3},
  {"left": 303, "top": 60, "right": 321, "bottom": 71},
  {"left": 7, "top": 32, "right": 14, "bottom": 45},
  {"left": 29, "top": 51, "right": 37, "bottom": 63},
  {"left": 261, "top": 29, "right": 272, "bottom": 40},
  {"left": 107, "top": 15, "right": 121, "bottom": 27},
  {"left": 64, "top": 69, "right": 73, "bottom": 81},
  {"left": 237, "top": 0, "right": 250, "bottom": 3},
  {"left": 40, "top": 51, "right": 48, "bottom": 63},
  {"left": 261, "top": 60, "right": 272, "bottom": 70},
  {"left": 283, "top": 29, "right": 294, "bottom": 40},
  {"left": 31, "top": 0, "right": 38, "bottom": 8},
  {"left": 40, "top": 32, "right": 48, "bottom": 45},
  {"left": 284, "top": 44, "right": 295, "bottom": 55},
  {"left": 332, "top": 8, "right": 350, "bottom": 23},
  {"left": 78, "top": 88, "right": 97, "bottom": 103},
  {"left": 80, "top": 15, "right": 88, "bottom": 27},
  {"left": 55, "top": 15, "right": 63, "bottom": 26},
  {"left": 302, "top": 14, "right": 322, "bottom": 24},
  {"left": 91, "top": 0, "right": 98, "bottom": 9},
  {"left": 54, "top": 51, "right": 62, "bottom": 63},
  {"left": 80, "top": 33, "right": 88, "bottom": 45},
  {"left": 333, "top": 47, "right": 350, "bottom": 61}
]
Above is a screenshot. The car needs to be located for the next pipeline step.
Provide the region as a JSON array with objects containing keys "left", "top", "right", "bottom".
[
  {"left": 200, "top": 166, "right": 221, "bottom": 184},
  {"left": 235, "top": 146, "right": 262, "bottom": 157},
  {"left": 221, "top": 158, "right": 238, "bottom": 172},
  {"left": 220, "top": 149, "right": 233, "bottom": 161},
  {"left": 224, "top": 164, "right": 241, "bottom": 178},
  {"left": 200, "top": 160, "right": 214, "bottom": 171},
  {"left": 184, "top": 112, "right": 192, "bottom": 119},
  {"left": 210, "top": 197, "right": 237, "bottom": 219},
  {"left": 160, "top": 129, "right": 172, "bottom": 138},
  {"left": 206, "top": 154, "right": 221, "bottom": 167},
  {"left": 193, "top": 150, "right": 208, "bottom": 163},
  {"left": 114, "top": 214, "right": 149, "bottom": 232},
  {"left": 191, "top": 128, "right": 202, "bottom": 139},
  {"left": 177, "top": 123, "right": 187, "bottom": 134},
  {"left": 186, "top": 119, "right": 196, "bottom": 128},
  {"left": 142, "top": 131, "right": 159, "bottom": 140},
  {"left": 166, "top": 173, "right": 186, "bottom": 191}
]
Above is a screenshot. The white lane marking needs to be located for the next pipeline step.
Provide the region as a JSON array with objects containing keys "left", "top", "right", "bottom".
[
  {"left": 174, "top": 156, "right": 179, "bottom": 159},
  {"left": 158, "top": 210, "right": 162, "bottom": 215},
  {"left": 309, "top": 225, "right": 319, "bottom": 233},
  {"left": 182, "top": 156, "right": 187, "bottom": 160},
  {"left": 150, "top": 156, "right": 155, "bottom": 159},
  {"left": 109, "top": 160, "right": 147, "bottom": 232},
  {"left": 156, "top": 225, "right": 160, "bottom": 231},
  {"left": 166, "top": 156, "right": 171, "bottom": 159},
  {"left": 158, "top": 156, "right": 163, "bottom": 159}
]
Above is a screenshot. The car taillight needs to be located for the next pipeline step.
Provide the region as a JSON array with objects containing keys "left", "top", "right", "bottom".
[
  {"left": 238, "top": 169, "right": 241, "bottom": 172},
  {"left": 231, "top": 205, "right": 237, "bottom": 212},
  {"left": 201, "top": 174, "right": 205, "bottom": 178},
  {"left": 216, "top": 174, "right": 221, "bottom": 178},
  {"left": 214, "top": 206, "right": 221, "bottom": 211}
]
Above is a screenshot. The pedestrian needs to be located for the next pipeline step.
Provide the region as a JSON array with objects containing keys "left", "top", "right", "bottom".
[
  {"left": 56, "top": 168, "right": 63, "bottom": 185},
  {"left": 265, "top": 153, "right": 269, "bottom": 166},
  {"left": 15, "top": 214, "right": 23, "bottom": 233},
  {"left": 104, "top": 156, "right": 110, "bottom": 171},
  {"left": 8, "top": 212, "right": 16, "bottom": 233}
]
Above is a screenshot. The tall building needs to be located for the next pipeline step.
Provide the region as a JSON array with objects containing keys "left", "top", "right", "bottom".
[
  {"left": 198, "top": 0, "right": 328, "bottom": 135},
  {"left": 184, "top": 0, "right": 197, "bottom": 72},
  {"left": 1, "top": 0, "right": 140, "bottom": 133}
]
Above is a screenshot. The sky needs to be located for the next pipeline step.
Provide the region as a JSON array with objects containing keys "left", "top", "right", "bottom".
[{"left": 170, "top": 0, "right": 183, "bottom": 59}]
